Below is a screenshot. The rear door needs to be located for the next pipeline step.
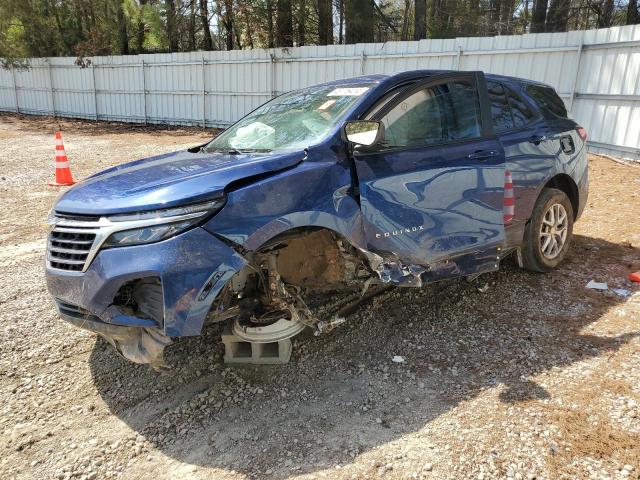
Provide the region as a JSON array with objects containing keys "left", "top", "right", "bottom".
[
  {"left": 353, "top": 72, "right": 506, "bottom": 277},
  {"left": 486, "top": 80, "right": 561, "bottom": 245}
]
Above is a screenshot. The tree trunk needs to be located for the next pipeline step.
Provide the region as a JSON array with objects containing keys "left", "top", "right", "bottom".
[
  {"left": 500, "top": 0, "right": 515, "bottom": 34},
  {"left": 489, "top": 0, "right": 502, "bottom": 35},
  {"left": 401, "top": 0, "right": 410, "bottom": 40},
  {"left": 116, "top": 0, "right": 129, "bottom": 54},
  {"left": 266, "top": 0, "right": 275, "bottom": 47},
  {"left": 338, "top": 0, "right": 344, "bottom": 44},
  {"left": 297, "top": 0, "right": 306, "bottom": 45},
  {"left": 599, "top": 0, "right": 615, "bottom": 27},
  {"left": 546, "top": 0, "right": 570, "bottom": 31},
  {"left": 166, "top": 0, "right": 179, "bottom": 51},
  {"left": 414, "top": 0, "right": 427, "bottom": 39},
  {"left": 223, "top": 0, "right": 234, "bottom": 50},
  {"left": 200, "top": 0, "right": 213, "bottom": 50},
  {"left": 530, "top": 0, "right": 548, "bottom": 33},
  {"left": 137, "top": 0, "right": 148, "bottom": 53},
  {"left": 345, "top": 0, "right": 374, "bottom": 43},
  {"left": 276, "top": 0, "right": 293, "bottom": 46},
  {"left": 523, "top": 0, "right": 529, "bottom": 32},
  {"left": 628, "top": 0, "right": 640, "bottom": 24},
  {"left": 189, "top": 0, "right": 197, "bottom": 51},
  {"left": 318, "top": 0, "right": 333, "bottom": 45}
]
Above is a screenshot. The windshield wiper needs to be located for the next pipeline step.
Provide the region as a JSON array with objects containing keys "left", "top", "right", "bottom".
[
  {"left": 227, "top": 148, "right": 272, "bottom": 154},
  {"left": 204, "top": 147, "right": 272, "bottom": 155}
]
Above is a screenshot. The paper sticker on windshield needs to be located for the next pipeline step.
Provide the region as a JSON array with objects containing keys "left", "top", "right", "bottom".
[
  {"left": 327, "top": 87, "right": 369, "bottom": 97},
  {"left": 317, "top": 99, "right": 336, "bottom": 111}
]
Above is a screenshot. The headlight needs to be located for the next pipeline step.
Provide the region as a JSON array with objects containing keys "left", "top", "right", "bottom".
[
  {"left": 103, "top": 198, "right": 224, "bottom": 248},
  {"left": 103, "top": 220, "right": 196, "bottom": 247}
]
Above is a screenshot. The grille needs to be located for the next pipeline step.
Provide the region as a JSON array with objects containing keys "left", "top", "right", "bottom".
[{"left": 47, "top": 216, "right": 101, "bottom": 272}]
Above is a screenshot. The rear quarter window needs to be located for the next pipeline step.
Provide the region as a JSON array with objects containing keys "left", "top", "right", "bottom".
[{"left": 526, "top": 84, "right": 569, "bottom": 119}]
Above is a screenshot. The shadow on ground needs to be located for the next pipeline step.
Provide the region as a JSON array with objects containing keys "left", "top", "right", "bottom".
[{"left": 88, "top": 234, "right": 639, "bottom": 478}]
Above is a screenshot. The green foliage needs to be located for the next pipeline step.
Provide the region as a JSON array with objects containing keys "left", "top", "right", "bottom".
[{"left": 0, "top": 0, "right": 636, "bottom": 65}]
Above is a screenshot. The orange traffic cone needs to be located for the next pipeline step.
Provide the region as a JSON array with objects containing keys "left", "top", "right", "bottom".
[
  {"left": 49, "top": 131, "right": 75, "bottom": 187},
  {"left": 503, "top": 169, "right": 514, "bottom": 224}
]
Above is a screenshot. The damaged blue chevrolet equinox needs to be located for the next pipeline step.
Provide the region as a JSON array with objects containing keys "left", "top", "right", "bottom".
[{"left": 46, "top": 70, "right": 588, "bottom": 368}]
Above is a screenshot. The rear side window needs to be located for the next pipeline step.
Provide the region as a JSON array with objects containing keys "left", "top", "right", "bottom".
[
  {"left": 506, "top": 87, "right": 536, "bottom": 127},
  {"left": 378, "top": 80, "right": 481, "bottom": 148},
  {"left": 526, "top": 84, "right": 569, "bottom": 118},
  {"left": 487, "top": 81, "right": 515, "bottom": 132}
]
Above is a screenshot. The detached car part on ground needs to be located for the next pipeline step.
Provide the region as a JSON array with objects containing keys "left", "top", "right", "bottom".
[{"left": 46, "top": 70, "right": 589, "bottom": 368}]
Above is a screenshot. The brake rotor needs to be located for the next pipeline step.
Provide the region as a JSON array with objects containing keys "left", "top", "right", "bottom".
[{"left": 231, "top": 316, "right": 306, "bottom": 343}]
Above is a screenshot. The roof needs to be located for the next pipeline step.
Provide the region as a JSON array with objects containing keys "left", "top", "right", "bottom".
[{"left": 317, "top": 70, "right": 554, "bottom": 91}]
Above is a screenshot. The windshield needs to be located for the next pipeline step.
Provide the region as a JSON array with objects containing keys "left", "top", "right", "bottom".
[{"left": 203, "top": 84, "right": 373, "bottom": 153}]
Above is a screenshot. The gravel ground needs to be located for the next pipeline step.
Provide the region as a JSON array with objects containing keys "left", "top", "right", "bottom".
[{"left": 1, "top": 113, "right": 639, "bottom": 480}]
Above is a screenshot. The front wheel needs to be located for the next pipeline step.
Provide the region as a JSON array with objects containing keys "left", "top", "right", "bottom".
[{"left": 520, "top": 188, "right": 574, "bottom": 272}]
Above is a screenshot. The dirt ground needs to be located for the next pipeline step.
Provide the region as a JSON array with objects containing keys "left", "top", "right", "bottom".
[{"left": 0, "top": 113, "right": 639, "bottom": 480}]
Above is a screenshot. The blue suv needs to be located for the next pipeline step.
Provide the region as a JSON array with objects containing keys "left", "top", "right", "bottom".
[{"left": 45, "top": 70, "right": 588, "bottom": 367}]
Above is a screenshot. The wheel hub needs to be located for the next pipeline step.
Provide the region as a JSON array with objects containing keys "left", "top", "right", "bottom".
[
  {"left": 232, "top": 317, "right": 306, "bottom": 343},
  {"left": 539, "top": 203, "right": 568, "bottom": 259}
]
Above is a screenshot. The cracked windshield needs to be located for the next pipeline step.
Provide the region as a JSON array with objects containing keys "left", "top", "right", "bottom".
[{"left": 203, "top": 85, "right": 372, "bottom": 153}]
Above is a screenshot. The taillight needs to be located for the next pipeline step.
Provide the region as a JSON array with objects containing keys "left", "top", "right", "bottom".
[{"left": 576, "top": 126, "right": 588, "bottom": 141}]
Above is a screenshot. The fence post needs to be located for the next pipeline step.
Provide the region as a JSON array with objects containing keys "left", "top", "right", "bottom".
[
  {"left": 455, "top": 45, "right": 463, "bottom": 70},
  {"left": 270, "top": 52, "right": 277, "bottom": 98},
  {"left": 567, "top": 41, "right": 583, "bottom": 114},
  {"left": 141, "top": 60, "right": 147, "bottom": 124},
  {"left": 91, "top": 64, "right": 98, "bottom": 120},
  {"left": 201, "top": 57, "right": 206, "bottom": 128},
  {"left": 360, "top": 51, "right": 367, "bottom": 75},
  {"left": 47, "top": 60, "right": 56, "bottom": 116},
  {"left": 11, "top": 67, "right": 19, "bottom": 114}
]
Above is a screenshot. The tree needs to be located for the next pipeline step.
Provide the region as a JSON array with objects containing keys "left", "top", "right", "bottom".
[
  {"left": 345, "top": 0, "right": 374, "bottom": 43},
  {"left": 318, "top": 0, "right": 333, "bottom": 45},
  {"left": 136, "top": 0, "right": 148, "bottom": 53},
  {"left": 200, "top": 0, "right": 213, "bottom": 50},
  {"left": 296, "top": 0, "right": 306, "bottom": 45},
  {"left": 629, "top": 0, "right": 640, "bottom": 24},
  {"left": 531, "top": 0, "right": 548, "bottom": 32},
  {"left": 277, "top": 0, "right": 293, "bottom": 46},
  {"left": 165, "top": 0, "right": 178, "bottom": 51},
  {"left": 221, "top": 0, "right": 234, "bottom": 50},
  {"left": 414, "top": 0, "right": 426, "bottom": 40},
  {"left": 546, "top": 0, "right": 570, "bottom": 31}
]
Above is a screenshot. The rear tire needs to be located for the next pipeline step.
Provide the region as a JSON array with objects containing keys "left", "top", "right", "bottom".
[{"left": 520, "top": 188, "right": 574, "bottom": 272}]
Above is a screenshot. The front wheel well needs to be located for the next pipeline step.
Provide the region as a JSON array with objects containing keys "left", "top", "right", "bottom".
[{"left": 542, "top": 174, "right": 579, "bottom": 220}]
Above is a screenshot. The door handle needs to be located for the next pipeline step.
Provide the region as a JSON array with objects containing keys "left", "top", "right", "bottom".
[
  {"left": 528, "top": 135, "right": 547, "bottom": 145},
  {"left": 468, "top": 150, "right": 499, "bottom": 160}
]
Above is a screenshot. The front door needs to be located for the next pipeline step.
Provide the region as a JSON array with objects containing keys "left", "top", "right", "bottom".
[{"left": 353, "top": 73, "right": 506, "bottom": 279}]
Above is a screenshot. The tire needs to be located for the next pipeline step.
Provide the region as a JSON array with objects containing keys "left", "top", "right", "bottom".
[{"left": 520, "top": 188, "right": 574, "bottom": 272}]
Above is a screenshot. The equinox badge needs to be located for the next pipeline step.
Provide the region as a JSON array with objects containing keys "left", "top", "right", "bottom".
[{"left": 376, "top": 226, "right": 424, "bottom": 238}]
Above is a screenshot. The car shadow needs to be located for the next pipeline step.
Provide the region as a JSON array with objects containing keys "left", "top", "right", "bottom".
[{"left": 88, "top": 234, "right": 639, "bottom": 477}]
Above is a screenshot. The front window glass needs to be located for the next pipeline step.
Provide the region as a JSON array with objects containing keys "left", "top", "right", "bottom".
[
  {"left": 378, "top": 80, "right": 481, "bottom": 148},
  {"left": 203, "top": 84, "right": 372, "bottom": 153}
]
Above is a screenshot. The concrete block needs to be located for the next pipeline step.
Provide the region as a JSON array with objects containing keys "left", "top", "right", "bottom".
[{"left": 221, "top": 325, "right": 292, "bottom": 365}]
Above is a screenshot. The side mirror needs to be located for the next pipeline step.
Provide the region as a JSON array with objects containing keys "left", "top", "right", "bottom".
[{"left": 344, "top": 121, "right": 384, "bottom": 148}]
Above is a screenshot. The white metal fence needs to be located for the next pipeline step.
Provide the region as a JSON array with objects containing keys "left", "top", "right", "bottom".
[{"left": 1, "top": 25, "right": 639, "bottom": 160}]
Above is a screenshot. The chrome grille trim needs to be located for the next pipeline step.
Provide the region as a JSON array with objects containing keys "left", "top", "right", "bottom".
[{"left": 48, "top": 219, "right": 101, "bottom": 272}]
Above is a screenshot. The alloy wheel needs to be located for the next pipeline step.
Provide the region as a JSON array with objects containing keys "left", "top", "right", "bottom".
[{"left": 539, "top": 203, "right": 568, "bottom": 259}]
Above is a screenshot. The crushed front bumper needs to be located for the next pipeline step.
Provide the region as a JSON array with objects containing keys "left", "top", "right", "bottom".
[{"left": 46, "top": 226, "right": 246, "bottom": 365}]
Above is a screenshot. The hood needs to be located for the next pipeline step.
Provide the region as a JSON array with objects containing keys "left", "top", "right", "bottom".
[{"left": 54, "top": 149, "right": 305, "bottom": 215}]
